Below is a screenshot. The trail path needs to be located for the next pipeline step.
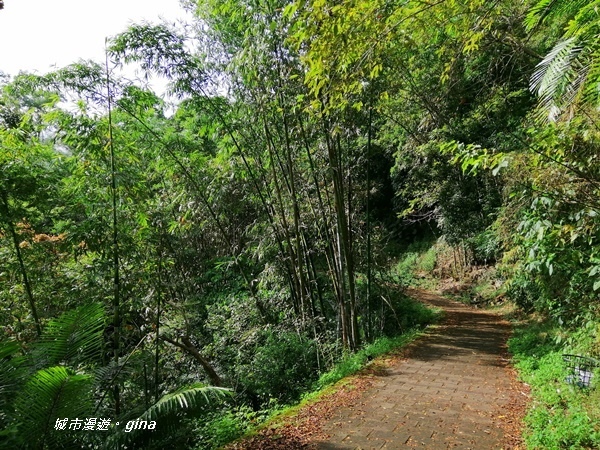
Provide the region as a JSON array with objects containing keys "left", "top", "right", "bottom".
[
  {"left": 313, "top": 289, "right": 524, "bottom": 449},
  {"left": 228, "top": 289, "right": 527, "bottom": 450}
]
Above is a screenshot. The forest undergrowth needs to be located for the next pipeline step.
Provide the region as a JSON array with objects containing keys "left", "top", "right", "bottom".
[
  {"left": 197, "top": 293, "right": 439, "bottom": 449},
  {"left": 400, "top": 239, "right": 600, "bottom": 450}
]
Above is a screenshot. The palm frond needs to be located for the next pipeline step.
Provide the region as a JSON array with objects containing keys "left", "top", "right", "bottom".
[
  {"left": 0, "top": 340, "right": 22, "bottom": 392},
  {"left": 93, "top": 361, "right": 119, "bottom": 387},
  {"left": 527, "top": 1, "right": 600, "bottom": 121},
  {"left": 0, "top": 340, "right": 20, "bottom": 359},
  {"left": 13, "top": 366, "right": 93, "bottom": 449},
  {"left": 530, "top": 37, "right": 583, "bottom": 121},
  {"left": 564, "top": 60, "right": 589, "bottom": 110},
  {"left": 0, "top": 340, "right": 25, "bottom": 438},
  {"left": 525, "top": 0, "right": 557, "bottom": 31},
  {"left": 566, "top": 1, "right": 600, "bottom": 38},
  {"left": 34, "top": 302, "right": 106, "bottom": 367},
  {"left": 139, "top": 384, "right": 230, "bottom": 422},
  {"left": 91, "top": 358, "right": 137, "bottom": 415},
  {"left": 108, "top": 384, "right": 231, "bottom": 448},
  {"left": 581, "top": 52, "right": 600, "bottom": 105},
  {"left": 525, "top": 0, "right": 588, "bottom": 31}
]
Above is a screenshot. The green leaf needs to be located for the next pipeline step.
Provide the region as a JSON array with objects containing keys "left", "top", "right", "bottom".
[
  {"left": 14, "top": 366, "right": 92, "bottom": 449},
  {"left": 491, "top": 158, "right": 509, "bottom": 176},
  {"left": 530, "top": 37, "right": 582, "bottom": 121},
  {"left": 34, "top": 303, "right": 106, "bottom": 366},
  {"left": 110, "top": 384, "right": 231, "bottom": 447}
]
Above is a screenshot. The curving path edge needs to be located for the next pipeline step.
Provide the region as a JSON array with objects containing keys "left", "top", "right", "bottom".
[{"left": 312, "top": 289, "right": 522, "bottom": 449}]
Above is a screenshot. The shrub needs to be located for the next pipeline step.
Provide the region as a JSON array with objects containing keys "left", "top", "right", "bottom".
[
  {"left": 395, "top": 252, "right": 419, "bottom": 284},
  {"left": 240, "top": 329, "right": 319, "bottom": 405},
  {"left": 509, "top": 320, "right": 600, "bottom": 449},
  {"left": 505, "top": 274, "right": 543, "bottom": 314},
  {"left": 313, "top": 330, "right": 422, "bottom": 391},
  {"left": 469, "top": 228, "right": 500, "bottom": 265},
  {"left": 416, "top": 245, "right": 437, "bottom": 272},
  {"left": 194, "top": 406, "right": 260, "bottom": 450}
]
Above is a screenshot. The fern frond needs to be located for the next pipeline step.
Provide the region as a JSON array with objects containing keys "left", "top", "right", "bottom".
[
  {"left": 35, "top": 302, "right": 106, "bottom": 367},
  {"left": 13, "top": 366, "right": 93, "bottom": 449}
]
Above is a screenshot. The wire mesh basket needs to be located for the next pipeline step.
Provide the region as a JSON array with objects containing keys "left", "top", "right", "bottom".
[{"left": 563, "top": 354, "right": 599, "bottom": 388}]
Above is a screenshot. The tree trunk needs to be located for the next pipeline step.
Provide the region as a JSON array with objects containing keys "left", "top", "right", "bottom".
[
  {"left": 0, "top": 190, "right": 42, "bottom": 337},
  {"left": 162, "top": 336, "right": 223, "bottom": 387}
]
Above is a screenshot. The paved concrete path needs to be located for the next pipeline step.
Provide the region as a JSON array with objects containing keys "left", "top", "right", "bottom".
[{"left": 313, "top": 290, "right": 515, "bottom": 449}]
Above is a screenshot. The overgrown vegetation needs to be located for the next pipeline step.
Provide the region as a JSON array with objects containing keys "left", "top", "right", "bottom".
[
  {"left": 394, "top": 234, "right": 600, "bottom": 450},
  {"left": 195, "top": 320, "right": 436, "bottom": 450},
  {"left": 509, "top": 321, "right": 600, "bottom": 449},
  {"left": 2, "top": 0, "right": 600, "bottom": 448}
]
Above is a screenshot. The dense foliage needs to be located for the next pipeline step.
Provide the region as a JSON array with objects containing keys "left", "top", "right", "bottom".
[{"left": 2, "top": 0, "right": 600, "bottom": 448}]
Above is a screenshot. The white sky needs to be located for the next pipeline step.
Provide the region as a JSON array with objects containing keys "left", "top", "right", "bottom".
[{"left": 0, "top": 0, "right": 191, "bottom": 76}]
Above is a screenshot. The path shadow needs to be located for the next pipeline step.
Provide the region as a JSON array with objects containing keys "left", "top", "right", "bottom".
[{"left": 403, "top": 295, "right": 511, "bottom": 367}]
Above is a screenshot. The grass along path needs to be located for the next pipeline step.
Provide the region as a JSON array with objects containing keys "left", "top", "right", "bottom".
[{"left": 226, "top": 289, "right": 527, "bottom": 449}]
